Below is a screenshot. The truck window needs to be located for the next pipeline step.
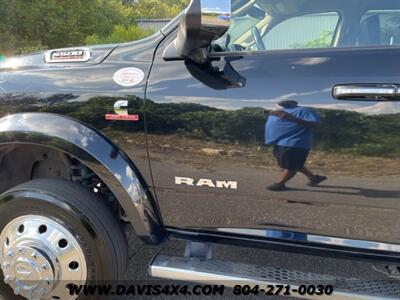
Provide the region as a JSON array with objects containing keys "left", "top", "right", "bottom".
[
  {"left": 214, "top": 0, "right": 400, "bottom": 53},
  {"left": 262, "top": 13, "right": 340, "bottom": 50},
  {"left": 359, "top": 10, "right": 400, "bottom": 46}
]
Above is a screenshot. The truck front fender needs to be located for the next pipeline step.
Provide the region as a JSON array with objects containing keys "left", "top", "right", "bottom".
[{"left": 0, "top": 113, "right": 165, "bottom": 244}]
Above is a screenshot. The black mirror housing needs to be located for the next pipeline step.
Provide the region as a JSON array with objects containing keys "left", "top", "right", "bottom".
[{"left": 163, "top": 0, "right": 231, "bottom": 64}]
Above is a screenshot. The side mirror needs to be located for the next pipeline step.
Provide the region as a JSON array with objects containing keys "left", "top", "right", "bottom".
[{"left": 163, "top": 0, "right": 231, "bottom": 64}]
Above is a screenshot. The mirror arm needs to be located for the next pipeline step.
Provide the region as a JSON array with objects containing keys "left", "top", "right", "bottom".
[
  {"left": 189, "top": 48, "right": 209, "bottom": 64},
  {"left": 185, "top": 57, "right": 246, "bottom": 90},
  {"left": 164, "top": 42, "right": 208, "bottom": 64}
]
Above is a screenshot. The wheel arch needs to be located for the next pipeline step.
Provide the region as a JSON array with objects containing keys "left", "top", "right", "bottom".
[{"left": 0, "top": 112, "right": 165, "bottom": 245}]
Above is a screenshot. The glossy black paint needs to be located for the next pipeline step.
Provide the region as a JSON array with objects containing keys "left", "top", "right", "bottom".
[
  {"left": 1, "top": 8, "right": 400, "bottom": 260},
  {"left": 0, "top": 33, "right": 167, "bottom": 244},
  {"left": 146, "top": 30, "right": 400, "bottom": 253}
]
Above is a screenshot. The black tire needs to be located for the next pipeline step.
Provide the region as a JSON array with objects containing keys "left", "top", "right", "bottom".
[{"left": 0, "top": 179, "right": 128, "bottom": 298}]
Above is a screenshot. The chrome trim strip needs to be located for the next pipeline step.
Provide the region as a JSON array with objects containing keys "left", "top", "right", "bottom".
[
  {"left": 216, "top": 228, "right": 400, "bottom": 253},
  {"left": 333, "top": 85, "right": 396, "bottom": 99}
]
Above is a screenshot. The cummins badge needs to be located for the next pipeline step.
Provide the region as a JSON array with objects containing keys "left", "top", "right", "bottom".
[{"left": 105, "top": 100, "right": 139, "bottom": 121}]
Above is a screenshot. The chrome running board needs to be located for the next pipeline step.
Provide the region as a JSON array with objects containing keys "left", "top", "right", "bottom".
[{"left": 149, "top": 255, "right": 400, "bottom": 300}]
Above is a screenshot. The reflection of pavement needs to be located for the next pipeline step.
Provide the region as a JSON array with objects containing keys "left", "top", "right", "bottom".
[
  {"left": 148, "top": 151, "right": 400, "bottom": 244},
  {"left": 110, "top": 133, "right": 400, "bottom": 249},
  {"left": 114, "top": 132, "right": 400, "bottom": 177},
  {"left": 145, "top": 135, "right": 400, "bottom": 178}
]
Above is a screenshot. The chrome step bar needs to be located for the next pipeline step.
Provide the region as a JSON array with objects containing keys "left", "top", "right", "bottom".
[{"left": 149, "top": 255, "right": 400, "bottom": 300}]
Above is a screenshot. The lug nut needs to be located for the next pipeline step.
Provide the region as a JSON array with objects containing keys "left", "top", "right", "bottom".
[
  {"left": 27, "top": 291, "right": 35, "bottom": 300},
  {"left": 18, "top": 248, "right": 24, "bottom": 254},
  {"left": 39, "top": 287, "right": 47, "bottom": 296},
  {"left": 14, "top": 287, "right": 21, "bottom": 295},
  {"left": 2, "top": 262, "right": 10, "bottom": 269},
  {"left": 42, "top": 265, "right": 47, "bottom": 270},
  {"left": 31, "top": 253, "right": 37, "bottom": 260}
]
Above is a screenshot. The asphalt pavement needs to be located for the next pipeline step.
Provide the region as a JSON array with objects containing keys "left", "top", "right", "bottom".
[{"left": 123, "top": 230, "right": 392, "bottom": 300}]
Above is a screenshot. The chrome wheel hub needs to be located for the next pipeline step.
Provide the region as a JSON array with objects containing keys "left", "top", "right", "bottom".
[{"left": 0, "top": 215, "right": 87, "bottom": 300}]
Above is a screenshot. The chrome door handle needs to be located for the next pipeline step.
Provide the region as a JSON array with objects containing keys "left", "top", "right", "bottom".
[{"left": 333, "top": 84, "right": 398, "bottom": 101}]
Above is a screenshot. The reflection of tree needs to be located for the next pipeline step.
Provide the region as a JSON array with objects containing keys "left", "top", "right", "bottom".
[
  {"left": 145, "top": 99, "right": 400, "bottom": 158},
  {"left": 43, "top": 94, "right": 78, "bottom": 105},
  {"left": 1, "top": 94, "right": 399, "bottom": 157},
  {"left": 0, "top": 94, "right": 42, "bottom": 117},
  {"left": 0, "top": 95, "right": 145, "bottom": 132},
  {"left": 147, "top": 105, "right": 265, "bottom": 144}
]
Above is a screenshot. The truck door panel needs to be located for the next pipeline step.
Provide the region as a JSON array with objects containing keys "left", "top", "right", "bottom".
[{"left": 145, "top": 0, "right": 400, "bottom": 248}]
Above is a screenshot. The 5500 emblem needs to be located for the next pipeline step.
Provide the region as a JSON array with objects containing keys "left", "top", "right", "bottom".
[
  {"left": 45, "top": 48, "right": 91, "bottom": 63},
  {"left": 175, "top": 177, "right": 238, "bottom": 190}
]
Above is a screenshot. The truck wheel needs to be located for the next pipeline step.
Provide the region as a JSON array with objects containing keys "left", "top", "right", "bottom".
[{"left": 0, "top": 179, "right": 128, "bottom": 300}]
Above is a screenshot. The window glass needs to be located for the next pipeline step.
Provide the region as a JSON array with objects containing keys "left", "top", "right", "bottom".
[
  {"left": 214, "top": 0, "right": 400, "bottom": 53},
  {"left": 359, "top": 10, "right": 400, "bottom": 46},
  {"left": 263, "top": 13, "right": 339, "bottom": 50}
]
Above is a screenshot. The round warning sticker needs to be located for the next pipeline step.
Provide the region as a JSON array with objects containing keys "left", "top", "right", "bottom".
[{"left": 113, "top": 67, "right": 145, "bottom": 87}]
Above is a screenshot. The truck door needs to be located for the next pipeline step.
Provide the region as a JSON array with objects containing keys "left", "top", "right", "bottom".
[{"left": 146, "top": 0, "right": 400, "bottom": 249}]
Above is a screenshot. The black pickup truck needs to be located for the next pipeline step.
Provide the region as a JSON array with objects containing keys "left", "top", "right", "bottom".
[{"left": 1, "top": 0, "right": 400, "bottom": 299}]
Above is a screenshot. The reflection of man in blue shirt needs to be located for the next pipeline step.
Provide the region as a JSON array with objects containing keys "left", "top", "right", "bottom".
[{"left": 265, "top": 100, "right": 327, "bottom": 191}]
